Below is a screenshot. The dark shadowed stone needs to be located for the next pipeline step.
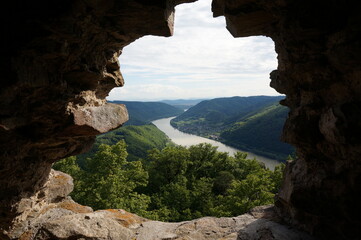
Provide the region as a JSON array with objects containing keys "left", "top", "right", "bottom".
[
  {"left": 0, "top": 0, "right": 361, "bottom": 239},
  {"left": 213, "top": 0, "right": 361, "bottom": 238},
  {"left": 0, "top": 0, "right": 194, "bottom": 236}
]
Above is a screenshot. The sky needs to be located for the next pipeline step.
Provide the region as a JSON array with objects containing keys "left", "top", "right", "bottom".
[{"left": 107, "top": 0, "right": 279, "bottom": 101}]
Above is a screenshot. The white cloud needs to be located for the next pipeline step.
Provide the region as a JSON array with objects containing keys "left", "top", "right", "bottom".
[{"left": 107, "top": 0, "right": 279, "bottom": 101}]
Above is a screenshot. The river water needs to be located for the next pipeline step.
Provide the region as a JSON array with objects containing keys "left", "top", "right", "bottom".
[{"left": 152, "top": 117, "right": 281, "bottom": 170}]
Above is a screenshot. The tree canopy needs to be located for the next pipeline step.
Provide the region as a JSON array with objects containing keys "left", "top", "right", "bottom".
[{"left": 53, "top": 142, "right": 284, "bottom": 221}]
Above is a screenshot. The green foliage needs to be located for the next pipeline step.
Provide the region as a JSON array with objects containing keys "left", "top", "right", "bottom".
[
  {"left": 217, "top": 169, "right": 276, "bottom": 215},
  {"left": 97, "top": 124, "right": 170, "bottom": 161},
  {"left": 221, "top": 103, "right": 294, "bottom": 159},
  {"left": 54, "top": 142, "right": 285, "bottom": 222},
  {"left": 53, "top": 156, "right": 80, "bottom": 178},
  {"left": 213, "top": 171, "right": 235, "bottom": 195},
  {"left": 77, "top": 124, "right": 170, "bottom": 166},
  {"left": 147, "top": 146, "right": 190, "bottom": 190},
  {"left": 144, "top": 143, "right": 284, "bottom": 221},
  {"left": 54, "top": 141, "right": 150, "bottom": 214},
  {"left": 171, "top": 96, "right": 294, "bottom": 160}
]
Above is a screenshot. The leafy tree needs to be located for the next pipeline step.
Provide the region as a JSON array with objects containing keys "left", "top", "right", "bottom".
[
  {"left": 213, "top": 171, "right": 235, "bottom": 195},
  {"left": 221, "top": 171, "right": 275, "bottom": 215},
  {"left": 54, "top": 141, "right": 150, "bottom": 214},
  {"left": 77, "top": 124, "right": 170, "bottom": 166},
  {"left": 190, "top": 177, "right": 214, "bottom": 217},
  {"left": 187, "top": 143, "right": 228, "bottom": 179},
  {"left": 147, "top": 146, "right": 190, "bottom": 192},
  {"left": 54, "top": 142, "right": 285, "bottom": 222},
  {"left": 270, "top": 163, "right": 285, "bottom": 192},
  {"left": 143, "top": 143, "right": 284, "bottom": 221},
  {"left": 83, "top": 141, "right": 149, "bottom": 213}
]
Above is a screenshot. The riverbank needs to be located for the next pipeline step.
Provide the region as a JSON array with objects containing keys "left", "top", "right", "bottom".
[
  {"left": 169, "top": 120, "right": 288, "bottom": 161},
  {"left": 152, "top": 117, "right": 282, "bottom": 170}
]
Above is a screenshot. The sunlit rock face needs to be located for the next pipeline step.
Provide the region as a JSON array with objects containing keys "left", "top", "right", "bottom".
[
  {"left": 0, "top": 0, "right": 360, "bottom": 239},
  {"left": 213, "top": 0, "right": 361, "bottom": 239}
]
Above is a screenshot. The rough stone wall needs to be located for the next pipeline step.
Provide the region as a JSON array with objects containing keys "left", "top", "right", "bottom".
[
  {"left": 0, "top": 0, "right": 195, "bottom": 236},
  {"left": 213, "top": 0, "right": 361, "bottom": 239},
  {"left": 0, "top": 0, "right": 360, "bottom": 239}
]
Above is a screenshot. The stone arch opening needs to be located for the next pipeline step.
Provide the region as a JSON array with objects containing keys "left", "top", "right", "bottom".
[
  {"left": 1, "top": 0, "right": 360, "bottom": 239},
  {"left": 48, "top": 0, "right": 290, "bottom": 225},
  {"left": 110, "top": 0, "right": 279, "bottom": 101},
  {"left": 105, "top": 0, "right": 290, "bottom": 169}
]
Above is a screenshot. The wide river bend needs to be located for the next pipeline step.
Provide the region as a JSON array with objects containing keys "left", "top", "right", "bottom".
[{"left": 152, "top": 117, "right": 281, "bottom": 170}]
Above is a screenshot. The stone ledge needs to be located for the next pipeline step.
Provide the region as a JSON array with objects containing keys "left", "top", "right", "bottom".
[{"left": 8, "top": 170, "right": 316, "bottom": 240}]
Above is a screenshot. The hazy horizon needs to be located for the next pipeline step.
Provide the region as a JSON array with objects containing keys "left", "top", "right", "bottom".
[
  {"left": 107, "top": 0, "right": 278, "bottom": 101},
  {"left": 108, "top": 94, "right": 283, "bottom": 102}
]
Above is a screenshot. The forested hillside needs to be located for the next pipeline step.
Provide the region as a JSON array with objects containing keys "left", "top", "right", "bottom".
[
  {"left": 171, "top": 96, "right": 294, "bottom": 160},
  {"left": 77, "top": 124, "right": 171, "bottom": 165},
  {"left": 173, "top": 96, "right": 283, "bottom": 122},
  {"left": 110, "top": 101, "right": 183, "bottom": 125},
  {"left": 221, "top": 103, "right": 293, "bottom": 159}
]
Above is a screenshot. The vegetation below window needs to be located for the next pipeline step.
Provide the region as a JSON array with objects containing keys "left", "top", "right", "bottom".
[{"left": 54, "top": 141, "right": 284, "bottom": 222}]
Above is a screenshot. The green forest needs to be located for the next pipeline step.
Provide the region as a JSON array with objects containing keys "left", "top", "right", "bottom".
[
  {"left": 171, "top": 96, "right": 294, "bottom": 160},
  {"left": 220, "top": 103, "right": 293, "bottom": 159},
  {"left": 79, "top": 124, "right": 171, "bottom": 163},
  {"left": 54, "top": 141, "right": 284, "bottom": 222}
]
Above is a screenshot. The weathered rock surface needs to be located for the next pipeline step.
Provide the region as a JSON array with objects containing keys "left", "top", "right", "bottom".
[
  {"left": 213, "top": 0, "right": 361, "bottom": 239},
  {"left": 31, "top": 206, "right": 314, "bottom": 240},
  {"left": 0, "top": 0, "right": 192, "bottom": 236},
  {"left": 7, "top": 170, "right": 314, "bottom": 240},
  {"left": 6, "top": 170, "right": 90, "bottom": 239},
  {"left": 1, "top": 0, "right": 361, "bottom": 239},
  {"left": 133, "top": 213, "right": 312, "bottom": 240}
]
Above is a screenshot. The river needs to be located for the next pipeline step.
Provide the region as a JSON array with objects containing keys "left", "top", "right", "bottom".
[{"left": 152, "top": 117, "right": 281, "bottom": 170}]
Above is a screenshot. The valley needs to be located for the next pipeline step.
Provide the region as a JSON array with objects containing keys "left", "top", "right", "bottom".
[
  {"left": 170, "top": 96, "right": 294, "bottom": 160},
  {"left": 89, "top": 97, "right": 293, "bottom": 163},
  {"left": 53, "top": 97, "right": 287, "bottom": 222},
  {"left": 152, "top": 116, "right": 280, "bottom": 170}
]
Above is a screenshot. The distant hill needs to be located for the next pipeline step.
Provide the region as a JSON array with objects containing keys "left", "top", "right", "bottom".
[
  {"left": 78, "top": 124, "right": 171, "bottom": 166},
  {"left": 171, "top": 96, "right": 294, "bottom": 160},
  {"left": 161, "top": 99, "right": 208, "bottom": 110},
  {"left": 77, "top": 101, "right": 181, "bottom": 165},
  {"left": 110, "top": 101, "right": 184, "bottom": 125},
  {"left": 174, "top": 96, "right": 283, "bottom": 122},
  {"left": 96, "top": 124, "right": 171, "bottom": 161},
  {"left": 220, "top": 103, "right": 293, "bottom": 160}
]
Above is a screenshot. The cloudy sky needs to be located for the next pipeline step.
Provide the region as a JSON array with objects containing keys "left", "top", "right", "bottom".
[{"left": 107, "top": 0, "right": 279, "bottom": 101}]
